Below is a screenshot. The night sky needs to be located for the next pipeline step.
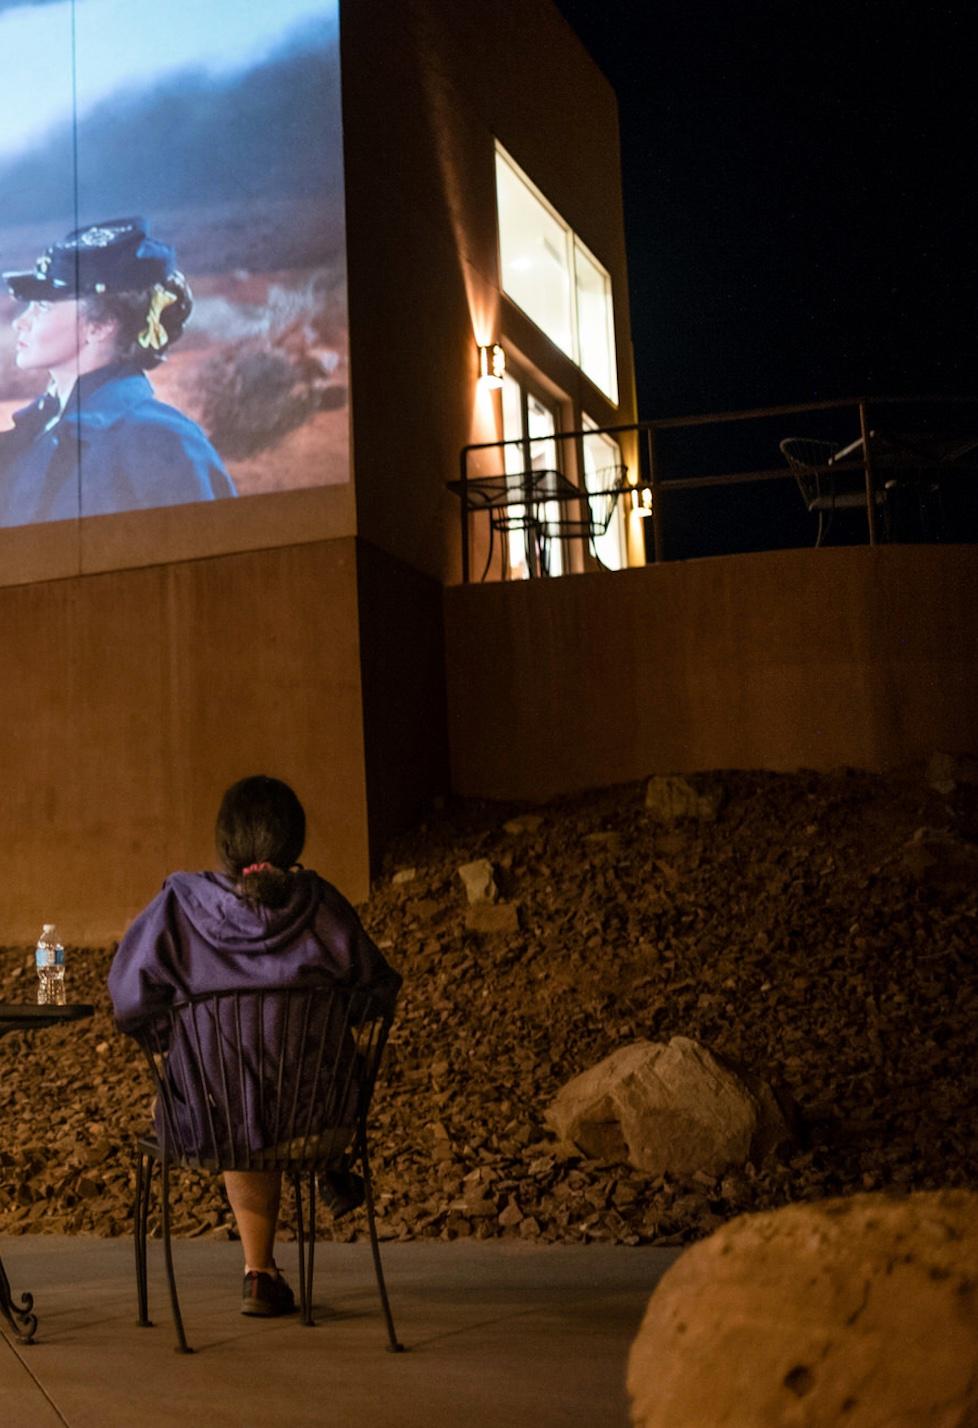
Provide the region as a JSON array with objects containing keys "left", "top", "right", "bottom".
[{"left": 555, "top": 1, "right": 977, "bottom": 553}]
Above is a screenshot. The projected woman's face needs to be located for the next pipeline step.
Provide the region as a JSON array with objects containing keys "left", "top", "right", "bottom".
[{"left": 13, "top": 300, "right": 85, "bottom": 374}]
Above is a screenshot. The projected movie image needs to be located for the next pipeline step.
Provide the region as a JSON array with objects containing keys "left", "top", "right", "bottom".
[{"left": 0, "top": 0, "right": 348, "bottom": 527}]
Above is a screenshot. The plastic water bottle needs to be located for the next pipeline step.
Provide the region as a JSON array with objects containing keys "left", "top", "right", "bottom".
[{"left": 35, "top": 924, "right": 66, "bottom": 1006}]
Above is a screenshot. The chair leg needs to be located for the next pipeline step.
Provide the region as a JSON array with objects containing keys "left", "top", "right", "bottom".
[
  {"left": 133, "top": 1148, "right": 153, "bottom": 1327},
  {"left": 361, "top": 1147, "right": 403, "bottom": 1353},
  {"left": 480, "top": 520, "right": 495, "bottom": 583},
  {"left": 293, "top": 1173, "right": 313, "bottom": 1326},
  {"left": 306, "top": 1171, "right": 317, "bottom": 1328},
  {"left": 161, "top": 1159, "right": 192, "bottom": 1354}
]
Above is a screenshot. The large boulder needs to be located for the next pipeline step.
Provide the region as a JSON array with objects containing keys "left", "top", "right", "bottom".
[
  {"left": 627, "top": 1189, "right": 978, "bottom": 1428},
  {"left": 545, "top": 1037, "right": 793, "bottom": 1176}
]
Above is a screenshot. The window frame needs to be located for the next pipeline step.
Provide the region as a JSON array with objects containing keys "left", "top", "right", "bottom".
[
  {"left": 494, "top": 141, "right": 619, "bottom": 406},
  {"left": 500, "top": 369, "right": 566, "bottom": 579}
]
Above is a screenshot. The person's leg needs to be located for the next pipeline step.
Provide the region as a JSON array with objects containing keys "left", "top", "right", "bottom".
[{"left": 223, "top": 1170, "right": 281, "bottom": 1273}]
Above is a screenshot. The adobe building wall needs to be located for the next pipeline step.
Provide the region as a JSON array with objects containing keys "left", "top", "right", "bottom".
[
  {"left": 340, "top": 0, "right": 638, "bottom": 586},
  {"left": 356, "top": 540, "right": 450, "bottom": 861},
  {"left": 0, "top": 538, "right": 371, "bottom": 944},
  {"left": 445, "top": 545, "right": 978, "bottom": 800}
]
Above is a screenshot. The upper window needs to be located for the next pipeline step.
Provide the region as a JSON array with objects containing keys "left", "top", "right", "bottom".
[{"left": 495, "top": 144, "right": 619, "bottom": 405}]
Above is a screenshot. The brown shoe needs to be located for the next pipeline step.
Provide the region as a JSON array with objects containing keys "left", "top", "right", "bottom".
[{"left": 241, "top": 1270, "right": 297, "bottom": 1317}]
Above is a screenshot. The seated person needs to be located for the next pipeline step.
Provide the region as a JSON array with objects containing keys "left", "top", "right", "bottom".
[{"left": 108, "top": 775, "right": 401, "bottom": 1317}]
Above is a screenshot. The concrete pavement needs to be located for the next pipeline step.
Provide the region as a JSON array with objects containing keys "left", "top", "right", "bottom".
[{"left": 0, "top": 1236, "right": 679, "bottom": 1427}]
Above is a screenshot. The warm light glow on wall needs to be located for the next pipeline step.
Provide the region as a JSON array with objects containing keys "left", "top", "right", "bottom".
[{"left": 477, "top": 342, "right": 506, "bottom": 389}]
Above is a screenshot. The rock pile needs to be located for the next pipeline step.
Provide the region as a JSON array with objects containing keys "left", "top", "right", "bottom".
[{"left": 1, "top": 763, "right": 976, "bottom": 1244}]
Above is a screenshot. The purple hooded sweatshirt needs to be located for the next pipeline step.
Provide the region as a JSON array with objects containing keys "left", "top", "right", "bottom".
[{"left": 108, "top": 870, "right": 401, "bottom": 1156}]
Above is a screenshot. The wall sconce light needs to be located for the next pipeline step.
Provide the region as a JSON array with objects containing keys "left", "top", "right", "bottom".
[
  {"left": 631, "top": 485, "right": 653, "bottom": 518},
  {"left": 477, "top": 342, "right": 506, "bottom": 389}
]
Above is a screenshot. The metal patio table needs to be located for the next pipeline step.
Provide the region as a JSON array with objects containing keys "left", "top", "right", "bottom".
[
  {"left": 0, "top": 1000, "right": 94, "bottom": 1343},
  {"left": 829, "top": 429, "right": 978, "bottom": 541},
  {"left": 447, "top": 467, "right": 628, "bottom": 580}
]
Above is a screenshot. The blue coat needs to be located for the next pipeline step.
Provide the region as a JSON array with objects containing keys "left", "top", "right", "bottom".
[{"left": 0, "top": 362, "right": 236, "bottom": 526}]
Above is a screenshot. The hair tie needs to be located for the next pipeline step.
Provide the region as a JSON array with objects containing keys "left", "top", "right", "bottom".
[{"left": 241, "top": 861, "right": 276, "bottom": 877}]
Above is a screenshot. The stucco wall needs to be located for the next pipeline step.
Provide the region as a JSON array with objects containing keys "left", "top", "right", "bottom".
[
  {"left": 357, "top": 540, "right": 450, "bottom": 858},
  {"left": 0, "top": 538, "right": 370, "bottom": 944},
  {"left": 340, "top": 0, "right": 637, "bottom": 586},
  {"left": 445, "top": 546, "right": 978, "bottom": 800}
]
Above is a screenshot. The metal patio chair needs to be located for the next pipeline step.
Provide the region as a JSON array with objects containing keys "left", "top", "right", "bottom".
[
  {"left": 779, "top": 436, "right": 887, "bottom": 546},
  {"left": 128, "top": 984, "right": 402, "bottom": 1354},
  {"left": 534, "top": 463, "right": 629, "bottom": 571}
]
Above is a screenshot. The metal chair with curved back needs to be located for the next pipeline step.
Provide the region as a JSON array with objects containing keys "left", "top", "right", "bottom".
[
  {"left": 534, "top": 463, "right": 629, "bottom": 572},
  {"left": 129, "top": 983, "right": 402, "bottom": 1355},
  {"left": 779, "top": 436, "right": 887, "bottom": 547}
]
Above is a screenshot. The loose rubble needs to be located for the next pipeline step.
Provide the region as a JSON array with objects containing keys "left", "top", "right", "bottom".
[
  {"left": 1, "top": 763, "right": 976, "bottom": 1246},
  {"left": 644, "top": 775, "right": 722, "bottom": 824},
  {"left": 456, "top": 858, "right": 498, "bottom": 905}
]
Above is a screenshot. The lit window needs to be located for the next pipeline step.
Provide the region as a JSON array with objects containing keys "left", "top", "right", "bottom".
[
  {"left": 574, "top": 240, "right": 619, "bottom": 405},
  {"left": 495, "top": 143, "right": 619, "bottom": 405},
  {"left": 496, "top": 154, "right": 574, "bottom": 358}
]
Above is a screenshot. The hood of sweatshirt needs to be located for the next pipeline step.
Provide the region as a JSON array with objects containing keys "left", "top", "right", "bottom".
[{"left": 165, "top": 869, "right": 328, "bottom": 955}]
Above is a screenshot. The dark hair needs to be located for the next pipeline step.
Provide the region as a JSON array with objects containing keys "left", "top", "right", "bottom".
[
  {"left": 215, "top": 775, "right": 306, "bottom": 908},
  {"left": 81, "top": 270, "right": 193, "bottom": 370}
]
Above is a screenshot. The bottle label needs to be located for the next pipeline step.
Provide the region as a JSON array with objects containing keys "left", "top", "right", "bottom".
[{"left": 35, "top": 947, "right": 65, "bottom": 968}]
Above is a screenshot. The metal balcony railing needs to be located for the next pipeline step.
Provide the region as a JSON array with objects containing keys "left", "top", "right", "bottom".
[{"left": 453, "top": 395, "right": 978, "bottom": 580}]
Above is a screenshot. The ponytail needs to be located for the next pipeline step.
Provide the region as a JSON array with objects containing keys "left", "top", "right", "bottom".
[{"left": 236, "top": 862, "right": 293, "bottom": 909}]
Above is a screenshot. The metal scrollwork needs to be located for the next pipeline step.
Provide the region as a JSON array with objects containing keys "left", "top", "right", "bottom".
[
  {"left": 0, "top": 1258, "right": 37, "bottom": 1344},
  {"left": 0, "top": 1003, "right": 95, "bottom": 1347}
]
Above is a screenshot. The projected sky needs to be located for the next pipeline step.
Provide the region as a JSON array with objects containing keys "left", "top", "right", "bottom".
[{"left": 0, "top": 0, "right": 335, "bottom": 159}]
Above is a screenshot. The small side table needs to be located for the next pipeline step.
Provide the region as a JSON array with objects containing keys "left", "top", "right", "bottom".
[{"left": 0, "top": 1001, "right": 94, "bottom": 1343}]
